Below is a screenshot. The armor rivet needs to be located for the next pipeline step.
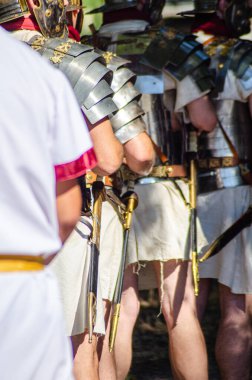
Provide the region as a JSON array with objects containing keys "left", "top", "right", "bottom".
[
  {"left": 219, "top": 63, "right": 224, "bottom": 69},
  {"left": 167, "top": 167, "right": 173, "bottom": 173},
  {"left": 45, "top": 9, "right": 52, "bottom": 17}
]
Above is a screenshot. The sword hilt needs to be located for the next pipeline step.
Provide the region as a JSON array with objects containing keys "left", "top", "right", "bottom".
[{"left": 122, "top": 191, "right": 138, "bottom": 230}]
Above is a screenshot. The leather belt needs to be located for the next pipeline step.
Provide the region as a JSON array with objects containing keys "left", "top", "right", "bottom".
[
  {"left": 0, "top": 255, "right": 44, "bottom": 272},
  {"left": 198, "top": 157, "right": 239, "bottom": 170},
  {"left": 149, "top": 165, "right": 187, "bottom": 178},
  {"left": 121, "top": 164, "right": 187, "bottom": 181}
]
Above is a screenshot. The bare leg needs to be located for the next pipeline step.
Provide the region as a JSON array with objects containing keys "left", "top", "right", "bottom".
[
  {"left": 246, "top": 294, "right": 252, "bottom": 323},
  {"left": 71, "top": 332, "right": 99, "bottom": 380},
  {"left": 153, "top": 260, "right": 208, "bottom": 380},
  {"left": 246, "top": 294, "right": 252, "bottom": 379},
  {"left": 114, "top": 265, "right": 140, "bottom": 380},
  {"left": 196, "top": 278, "right": 212, "bottom": 322},
  {"left": 215, "top": 284, "right": 251, "bottom": 380},
  {"left": 97, "top": 300, "right": 117, "bottom": 380}
]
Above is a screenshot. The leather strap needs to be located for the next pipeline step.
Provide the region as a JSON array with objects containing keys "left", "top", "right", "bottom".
[
  {"left": 198, "top": 156, "right": 239, "bottom": 169},
  {"left": 150, "top": 164, "right": 187, "bottom": 178},
  {"left": 85, "top": 171, "right": 123, "bottom": 190},
  {"left": 121, "top": 164, "right": 187, "bottom": 181}
]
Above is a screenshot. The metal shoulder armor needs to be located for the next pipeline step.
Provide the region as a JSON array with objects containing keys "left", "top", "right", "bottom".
[
  {"left": 104, "top": 53, "right": 146, "bottom": 144},
  {"left": 143, "top": 31, "right": 214, "bottom": 93},
  {"left": 28, "top": 36, "right": 118, "bottom": 124},
  {"left": 229, "top": 40, "right": 252, "bottom": 80}
]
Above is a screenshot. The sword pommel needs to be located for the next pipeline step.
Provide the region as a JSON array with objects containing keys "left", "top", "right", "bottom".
[{"left": 122, "top": 191, "right": 138, "bottom": 230}]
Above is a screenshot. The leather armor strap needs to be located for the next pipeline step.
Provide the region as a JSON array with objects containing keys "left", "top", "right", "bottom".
[
  {"left": 84, "top": 172, "right": 126, "bottom": 222},
  {"left": 105, "top": 189, "right": 126, "bottom": 224},
  {"left": 85, "top": 171, "right": 123, "bottom": 190},
  {"left": 198, "top": 156, "right": 239, "bottom": 169}
]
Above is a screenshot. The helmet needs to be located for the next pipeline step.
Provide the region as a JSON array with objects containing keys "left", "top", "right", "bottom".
[
  {"left": 66, "top": 0, "right": 84, "bottom": 12},
  {"left": 0, "top": 0, "right": 67, "bottom": 38},
  {"left": 87, "top": 0, "right": 137, "bottom": 15},
  {"left": 178, "top": 0, "right": 218, "bottom": 16},
  {"left": 224, "top": 0, "right": 252, "bottom": 37}
]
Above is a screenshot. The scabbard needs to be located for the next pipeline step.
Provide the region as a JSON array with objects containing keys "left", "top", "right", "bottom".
[
  {"left": 87, "top": 180, "right": 105, "bottom": 343},
  {"left": 109, "top": 191, "right": 138, "bottom": 352},
  {"left": 189, "top": 158, "right": 199, "bottom": 296},
  {"left": 113, "top": 229, "right": 129, "bottom": 305},
  {"left": 88, "top": 243, "right": 99, "bottom": 301},
  {"left": 200, "top": 206, "right": 252, "bottom": 262}
]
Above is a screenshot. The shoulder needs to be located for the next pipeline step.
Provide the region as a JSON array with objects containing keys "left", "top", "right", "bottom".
[
  {"left": 0, "top": 27, "right": 66, "bottom": 90},
  {"left": 143, "top": 29, "right": 214, "bottom": 92},
  {"left": 229, "top": 39, "right": 252, "bottom": 79}
]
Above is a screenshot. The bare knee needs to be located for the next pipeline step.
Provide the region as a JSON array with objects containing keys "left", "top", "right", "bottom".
[
  {"left": 197, "top": 279, "right": 212, "bottom": 322},
  {"left": 161, "top": 290, "right": 197, "bottom": 331},
  {"left": 219, "top": 285, "right": 248, "bottom": 323},
  {"left": 119, "top": 266, "right": 140, "bottom": 324},
  {"left": 120, "top": 287, "right": 140, "bottom": 324}
]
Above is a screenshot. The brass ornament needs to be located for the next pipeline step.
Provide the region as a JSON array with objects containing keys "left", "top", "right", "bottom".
[
  {"left": 50, "top": 41, "right": 72, "bottom": 64},
  {"left": 102, "top": 51, "right": 116, "bottom": 64},
  {"left": 31, "top": 35, "right": 47, "bottom": 52},
  {"left": 45, "top": 9, "right": 52, "bottom": 17}
]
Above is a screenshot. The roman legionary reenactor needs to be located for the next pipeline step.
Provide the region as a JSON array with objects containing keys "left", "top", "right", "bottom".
[
  {"left": 88, "top": 1, "right": 217, "bottom": 379},
  {"left": 0, "top": 2, "right": 155, "bottom": 379},
  {"left": 174, "top": 1, "right": 252, "bottom": 379}
]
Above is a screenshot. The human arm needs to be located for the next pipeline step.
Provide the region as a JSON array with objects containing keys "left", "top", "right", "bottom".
[
  {"left": 187, "top": 96, "right": 217, "bottom": 133},
  {"left": 106, "top": 56, "right": 155, "bottom": 175},
  {"left": 56, "top": 179, "right": 82, "bottom": 243},
  {"left": 249, "top": 94, "right": 252, "bottom": 116},
  {"left": 123, "top": 131, "right": 155, "bottom": 176},
  {"left": 86, "top": 116, "right": 124, "bottom": 176}
]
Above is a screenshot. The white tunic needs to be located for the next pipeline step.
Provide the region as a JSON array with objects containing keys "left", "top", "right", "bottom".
[
  {"left": 0, "top": 27, "right": 94, "bottom": 380},
  {"left": 127, "top": 180, "right": 207, "bottom": 290},
  {"left": 0, "top": 27, "right": 94, "bottom": 257}
]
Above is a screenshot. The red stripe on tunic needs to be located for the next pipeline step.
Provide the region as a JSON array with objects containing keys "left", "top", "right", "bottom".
[{"left": 55, "top": 148, "right": 97, "bottom": 182}]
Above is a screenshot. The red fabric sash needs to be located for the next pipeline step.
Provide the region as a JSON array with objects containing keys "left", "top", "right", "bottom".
[
  {"left": 68, "top": 26, "right": 80, "bottom": 42},
  {"left": 2, "top": 15, "right": 40, "bottom": 32},
  {"left": 192, "top": 14, "right": 232, "bottom": 37}
]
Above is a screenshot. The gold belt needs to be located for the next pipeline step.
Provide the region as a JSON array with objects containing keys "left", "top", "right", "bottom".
[{"left": 0, "top": 255, "right": 44, "bottom": 272}]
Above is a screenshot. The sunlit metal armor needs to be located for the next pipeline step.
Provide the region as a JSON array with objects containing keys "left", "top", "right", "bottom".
[
  {"left": 198, "top": 39, "right": 252, "bottom": 191},
  {"left": 27, "top": 36, "right": 118, "bottom": 124}
]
